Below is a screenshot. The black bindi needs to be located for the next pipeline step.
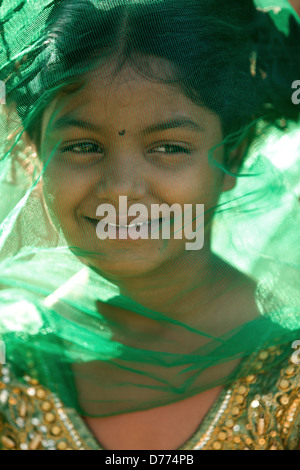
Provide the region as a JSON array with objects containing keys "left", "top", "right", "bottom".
[{"left": 118, "top": 129, "right": 126, "bottom": 136}]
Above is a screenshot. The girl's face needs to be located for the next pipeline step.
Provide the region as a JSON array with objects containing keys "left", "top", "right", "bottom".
[{"left": 40, "top": 56, "right": 233, "bottom": 279}]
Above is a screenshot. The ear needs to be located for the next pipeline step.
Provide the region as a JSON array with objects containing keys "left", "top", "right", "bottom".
[{"left": 221, "top": 137, "right": 252, "bottom": 192}]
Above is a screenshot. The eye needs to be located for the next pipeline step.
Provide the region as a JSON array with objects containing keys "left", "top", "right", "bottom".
[
  {"left": 149, "top": 144, "right": 192, "bottom": 156},
  {"left": 61, "top": 142, "right": 103, "bottom": 155}
]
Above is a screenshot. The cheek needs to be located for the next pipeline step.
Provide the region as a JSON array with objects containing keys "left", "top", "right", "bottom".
[
  {"left": 42, "top": 160, "right": 95, "bottom": 223},
  {"left": 162, "top": 157, "right": 222, "bottom": 207}
]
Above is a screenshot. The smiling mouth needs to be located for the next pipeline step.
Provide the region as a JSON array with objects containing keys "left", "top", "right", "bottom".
[{"left": 84, "top": 217, "right": 163, "bottom": 228}]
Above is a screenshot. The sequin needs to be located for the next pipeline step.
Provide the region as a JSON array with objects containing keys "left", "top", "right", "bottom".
[
  {"left": 251, "top": 400, "right": 260, "bottom": 408},
  {"left": 245, "top": 375, "right": 256, "bottom": 383},
  {"left": 279, "top": 395, "right": 289, "bottom": 406},
  {"left": 279, "top": 379, "right": 289, "bottom": 390},
  {"left": 284, "top": 366, "right": 295, "bottom": 376},
  {"left": 56, "top": 441, "right": 68, "bottom": 450},
  {"left": 259, "top": 351, "right": 269, "bottom": 360},
  {"left": 235, "top": 395, "right": 244, "bottom": 405},
  {"left": 41, "top": 401, "right": 52, "bottom": 412},
  {"left": 44, "top": 412, "right": 56, "bottom": 423},
  {"left": 212, "top": 441, "right": 222, "bottom": 450},
  {"left": 36, "top": 388, "right": 46, "bottom": 399},
  {"left": 51, "top": 426, "right": 62, "bottom": 436},
  {"left": 0, "top": 390, "right": 9, "bottom": 404},
  {"left": 225, "top": 419, "right": 234, "bottom": 428},
  {"left": 30, "top": 379, "right": 39, "bottom": 386},
  {"left": 31, "top": 418, "right": 40, "bottom": 426}
]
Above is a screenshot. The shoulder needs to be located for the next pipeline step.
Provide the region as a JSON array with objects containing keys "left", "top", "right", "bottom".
[
  {"left": 0, "top": 362, "right": 91, "bottom": 450},
  {"left": 252, "top": 343, "right": 300, "bottom": 450},
  {"left": 203, "top": 342, "right": 300, "bottom": 450},
  {"left": 0, "top": 361, "right": 51, "bottom": 450},
  {"left": 189, "top": 342, "right": 300, "bottom": 450}
]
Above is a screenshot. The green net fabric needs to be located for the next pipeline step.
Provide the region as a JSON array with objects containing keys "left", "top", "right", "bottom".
[{"left": 0, "top": 0, "right": 300, "bottom": 417}]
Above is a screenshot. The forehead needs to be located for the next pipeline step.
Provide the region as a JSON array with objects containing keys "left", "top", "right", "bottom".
[
  {"left": 86, "top": 60, "right": 183, "bottom": 109},
  {"left": 83, "top": 60, "right": 190, "bottom": 111},
  {"left": 41, "top": 55, "right": 219, "bottom": 138}
]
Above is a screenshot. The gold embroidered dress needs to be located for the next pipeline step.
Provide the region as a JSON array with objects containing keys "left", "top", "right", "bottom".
[{"left": 1, "top": 343, "right": 300, "bottom": 450}]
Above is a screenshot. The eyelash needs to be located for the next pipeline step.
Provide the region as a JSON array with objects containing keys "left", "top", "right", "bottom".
[
  {"left": 61, "top": 142, "right": 102, "bottom": 155},
  {"left": 61, "top": 142, "right": 192, "bottom": 156},
  {"left": 150, "top": 144, "right": 192, "bottom": 156}
]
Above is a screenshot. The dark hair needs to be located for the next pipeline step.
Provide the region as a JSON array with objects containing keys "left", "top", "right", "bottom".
[{"left": 5, "top": 0, "right": 300, "bottom": 160}]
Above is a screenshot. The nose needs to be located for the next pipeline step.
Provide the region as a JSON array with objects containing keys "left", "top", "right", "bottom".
[{"left": 96, "top": 149, "right": 147, "bottom": 203}]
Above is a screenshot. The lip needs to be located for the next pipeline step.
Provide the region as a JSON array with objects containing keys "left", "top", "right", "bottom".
[{"left": 84, "top": 216, "right": 167, "bottom": 241}]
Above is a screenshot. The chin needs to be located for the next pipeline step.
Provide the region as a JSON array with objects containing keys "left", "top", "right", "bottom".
[
  {"left": 67, "top": 234, "right": 184, "bottom": 280},
  {"left": 84, "top": 255, "right": 164, "bottom": 280}
]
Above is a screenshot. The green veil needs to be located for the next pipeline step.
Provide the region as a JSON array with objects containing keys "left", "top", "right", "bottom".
[{"left": 0, "top": 0, "right": 300, "bottom": 417}]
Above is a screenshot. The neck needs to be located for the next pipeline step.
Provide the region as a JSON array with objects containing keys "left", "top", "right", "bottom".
[{"left": 92, "top": 239, "right": 236, "bottom": 342}]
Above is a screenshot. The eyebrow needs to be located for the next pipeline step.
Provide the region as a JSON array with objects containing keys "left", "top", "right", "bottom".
[{"left": 50, "top": 114, "right": 205, "bottom": 135}]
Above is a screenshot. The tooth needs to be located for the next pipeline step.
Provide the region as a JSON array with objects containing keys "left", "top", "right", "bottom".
[{"left": 108, "top": 221, "right": 150, "bottom": 228}]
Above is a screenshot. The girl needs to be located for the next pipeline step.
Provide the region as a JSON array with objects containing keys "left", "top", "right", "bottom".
[{"left": 0, "top": 0, "right": 300, "bottom": 450}]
